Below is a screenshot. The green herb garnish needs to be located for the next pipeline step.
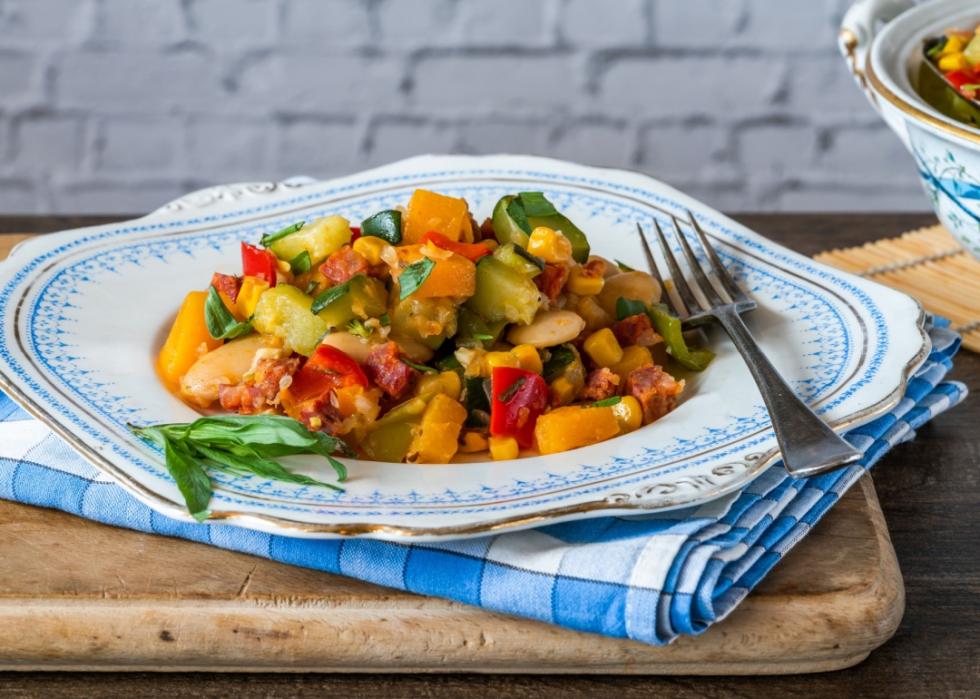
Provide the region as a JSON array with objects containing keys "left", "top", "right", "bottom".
[
  {"left": 497, "top": 376, "right": 527, "bottom": 403},
  {"left": 129, "top": 415, "right": 352, "bottom": 522},
  {"left": 616, "top": 296, "right": 647, "bottom": 320},
  {"left": 347, "top": 318, "right": 373, "bottom": 338},
  {"left": 591, "top": 396, "right": 622, "bottom": 408},
  {"left": 517, "top": 191, "right": 559, "bottom": 218},
  {"left": 402, "top": 357, "right": 437, "bottom": 374},
  {"left": 260, "top": 221, "right": 305, "bottom": 247},
  {"left": 379, "top": 313, "right": 391, "bottom": 327},
  {"left": 615, "top": 259, "right": 636, "bottom": 272},
  {"left": 542, "top": 344, "right": 576, "bottom": 382},
  {"left": 361, "top": 209, "right": 402, "bottom": 244},
  {"left": 473, "top": 333, "right": 494, "bottom": 341},
  {"left": 289, "top": 250, "right": 312, "bottom": 275},
  {"left": 311, "top": 277, "right": 353, "bottom": 314},
  {"left": 305, "top": 280, "right": 319, "bottom": 295},
  {"left": 926, "top": 36, "right": 948, "bottom": 59},
  {"left": 398, "top": 258, "right": 435, "bottom": 300},
  {"left": 462, "top": 376, "right": 491, "bottom": 427},
  {"left": 204, "top": 286, "right": 253, "bottom": 340},
  {"left": 436, "top": 354, "right": 464, "bottom": 374}
]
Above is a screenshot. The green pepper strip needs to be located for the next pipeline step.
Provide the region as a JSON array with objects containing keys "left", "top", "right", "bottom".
[{"left": 647, "top": 304, "right": 715, "bottom": 372}]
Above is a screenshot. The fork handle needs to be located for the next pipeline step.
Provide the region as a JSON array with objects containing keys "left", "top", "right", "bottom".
[{"left": 712, "top": 307, "right": 864, "bottom": 478}]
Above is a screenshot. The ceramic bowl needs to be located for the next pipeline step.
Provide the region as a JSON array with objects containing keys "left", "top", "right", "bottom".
[{"left": 841, "top": 0, "right": 980, "bottom": 258}]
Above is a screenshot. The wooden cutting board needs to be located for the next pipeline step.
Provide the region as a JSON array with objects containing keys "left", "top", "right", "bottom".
[
  {"left": 0, "top": 477, "right": 903, "bottom": 674},
  {"left": 0, "top": 234, "right": 903, "bottom": 674}
]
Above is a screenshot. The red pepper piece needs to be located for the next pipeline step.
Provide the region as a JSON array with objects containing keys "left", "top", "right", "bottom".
[
  {"left": 350, "top": 226, "right": 362, "bottom": 242},
  {"left": 420, "top": 231, "right": 492, "bottom": 261},
  {"left": 241, "top": 242, "right": 278, "bottom": 286},
  {"left": 287, "top": 344, "right": 368, "bottom": 404},
  {"left": 490, "top": 366, "right": 549, "bottom": 449},
  {"left": 945, "top": 70, "right": 974, "bottom": 90}
]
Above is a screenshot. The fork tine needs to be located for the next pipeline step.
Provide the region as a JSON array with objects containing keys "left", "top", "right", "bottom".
[
  {"left": 670, "top": 214, "right": 724, "bottom": 306},
  {"left": 686, "top": 209, "right": 746, "bottom": 302},
  {"left": 636, "top": 223, "right": 686, "bottom": 317},
  {"left": 652, "top": 218, "right": 703, "bottom": 315},
  {"left": 634, "top": 222, "right": 662, "bottom": 285}
]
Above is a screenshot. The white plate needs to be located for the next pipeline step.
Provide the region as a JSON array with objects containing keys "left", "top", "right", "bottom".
[{"left": 0, "top": 155, "right": 929, "bottom": 540}]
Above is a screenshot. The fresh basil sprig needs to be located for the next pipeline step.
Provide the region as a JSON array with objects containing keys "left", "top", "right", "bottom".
[
  {"left": 204, "top": 286, "right": 253, "bottom": 340},
  {"left": 261, "top": 221, "right": 305, "bottom": 247},
  {"left": 398, "top": 257, "right": 435, "bottom": 300},
  {"left": 129, "top": 415, "right": 352, "bottom": 522}
]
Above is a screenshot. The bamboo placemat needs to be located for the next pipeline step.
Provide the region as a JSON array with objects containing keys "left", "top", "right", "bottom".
[{"left": 815, "top": 225, "right": 980, "bottom": 353}]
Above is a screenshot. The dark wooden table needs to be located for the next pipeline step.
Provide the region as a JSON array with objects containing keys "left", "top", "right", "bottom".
[{"left": 0, "top": 213, "right": 976, "bottom": 699}]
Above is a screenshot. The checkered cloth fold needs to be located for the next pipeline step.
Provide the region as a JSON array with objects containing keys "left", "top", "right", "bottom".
[{"left": 0, "top": 322, "right": 965, "bottom": 645}]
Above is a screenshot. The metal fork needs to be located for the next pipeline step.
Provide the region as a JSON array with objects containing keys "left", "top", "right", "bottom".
[{"left": 636, "top": 214, "right": 863, "bottom": 478}]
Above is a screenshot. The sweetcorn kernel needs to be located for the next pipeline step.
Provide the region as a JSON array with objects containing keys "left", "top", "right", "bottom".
[
  {"left": 566, "top": 266, "right": 605, "bottom": 296},
  {"left": 942, "top": 34, "right": 967, "bottom": 55},
  {"left": 938, "top": 52, "right": 970, "bottom": 72},
  {"left": 459, "top": 431, "right": 489, "bottom": 453},
  {"left": 527, "top": 226, "right": 573, "bottom": 263},
  {"left": 512, "top": 344, "right": 543, "bottom": 374},
  {"left": 352, "top": 236, "right": 390, "bottom": 266},
  {"left": 583, "top": 328, "right": 624, "bottom": 368},
  {"left": 612, "top": 396, "right": 643, "bottom": 433},
  {"left": 549, "top": 376, "right": 577, "bottom": 406},
  {"left": 489, "top": 435, "right": 520, "bottom": 460},
  {"left": 612, "top": 345, "right": 654, "bottom": 382},
  {"left": 485, "top": 351, "right": 521, "bottom": 372}
]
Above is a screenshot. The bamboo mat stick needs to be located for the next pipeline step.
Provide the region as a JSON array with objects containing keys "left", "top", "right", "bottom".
[{"left": 815, "top": 225, "right": 980, "bottom": 353}]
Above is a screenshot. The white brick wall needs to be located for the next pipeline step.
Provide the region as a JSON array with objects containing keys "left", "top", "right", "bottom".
[{"left": 0, "top": 0, "right": 928, "bottom": 214}]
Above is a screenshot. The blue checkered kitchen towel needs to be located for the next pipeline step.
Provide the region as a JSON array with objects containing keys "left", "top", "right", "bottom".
[{"left": 0, "top": 322, "right": 966, "bottom": 646}]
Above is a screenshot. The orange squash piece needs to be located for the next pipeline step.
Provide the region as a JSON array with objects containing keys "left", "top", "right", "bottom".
[
  {"left": 533, "top": 405, "right": 620, "bottom": 455},
  {"left": 396, "top": 245, "right": 476, "bottom": 299},
  {"left": 157, "top": 291, "right": 222, "bottom": 390},
  {"left": 403, "top": 189, "right": 470, "bottom": 244}
]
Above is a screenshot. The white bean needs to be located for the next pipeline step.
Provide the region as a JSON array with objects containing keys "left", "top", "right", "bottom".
[
  {"left": 179, "top": 334, "right": 267, "bottom": 408},
  {"left": 319, "top": 331, "right": 379, "bottom": 363},
  {"left": 596, "top": 271, "right": 661, "bottom": 316},
  {"left": 507, "top": 309, "right": 586, "bottom": 348}
]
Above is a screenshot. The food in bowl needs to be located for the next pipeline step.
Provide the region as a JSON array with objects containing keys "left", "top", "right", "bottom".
[
  {"left": 919, "top": 22, "right": 980, "bottom": 127},
  {"left": 136, "top": 188, "right": 714, "bottom": 517}
]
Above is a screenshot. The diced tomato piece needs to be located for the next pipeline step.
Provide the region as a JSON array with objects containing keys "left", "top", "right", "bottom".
[
  {"left": 241, "top": 242, "right": 278, "bottom": 286},
  {"left": 350, "top": 226, "right": 361, "bottom": 242},
  {"left": 490, "top": 367, "right": 549, "bottom": 448},
  {"left": 288, "top": 345, "right": 368, "bottom": 404}
]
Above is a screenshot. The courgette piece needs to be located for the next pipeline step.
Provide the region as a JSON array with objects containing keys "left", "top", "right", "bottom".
[{"left": 466, "top": 256, "right": 541, "bottom": 326}]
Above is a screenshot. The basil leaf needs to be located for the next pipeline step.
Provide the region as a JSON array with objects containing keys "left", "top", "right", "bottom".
[
  {"left": 398, "top": 257, "right": 435, "bottom": 300},
  {"left": 191, "top": 443, "right": 343, "bottom": 492},
  {"left": 506, "top": 197, "right": 532, "bottom": 234},
  {"left": 402, "top": 357, "right": 437, "bottom": 374},
  {"left": 304, "top": 280, "right": 319, "bottom": 295},
  {"left": 260, "top": 221, "right": 305, "bottom": 247},
  {"left": 473, "top": 333, "right": 494, "bottom": 341},
  {"left": 591, "top": 396, "right": 622, "bottom": 408},
  {"left": 162, "top": 437, "right": 213, "bottom": 522},
  {"left": 204, "top": 286, "right": 253, "bottom": 340},
  {"left": 615, "top": 259, "right": 636, "bottom": 272},
  {"left": 311, "top": 278, "right": 352, "bottom": 315},
  {"left": 379, "top": 313, "right": 391, "bottom": 327},
  {"left": 513, "top": 244, "right": 546, "bottom": 270},
  {"left": 518, "top": 191, "right": 558, "bottom": 218},
  {"left": 542, "top": 344, "right": 576, "bottom": 382},
  {"left": 289, "top": 250, "right": 312, "bottom": 275},
  {"left": 361, "top": 209, "right": 402, "bottom": 244},
  {"left": 497, "top": 376, "right": 526, "bottom": 403},
  {"left": 616, "top": 296, "right": 647, "bottom": 320}
]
